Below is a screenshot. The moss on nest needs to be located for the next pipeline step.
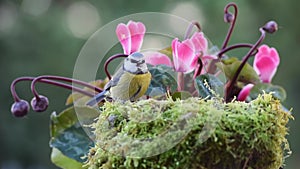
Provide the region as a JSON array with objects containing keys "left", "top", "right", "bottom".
[{"left": 85, "top": 94, "right": 292, "bottom": 169}]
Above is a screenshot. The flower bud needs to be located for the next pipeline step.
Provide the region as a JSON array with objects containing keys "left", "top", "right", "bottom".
[
  {"left": 224, "top": 13, "right": 234, "bottom": 23},
  {"left": 263, "top": 21, "right": 278, "bottom": 34},
  {"left": 31, "top": 95, "right": 49, "bottom": 112},
  {"left": 11, "top": 100, "right": 30, "bottom": 117}
]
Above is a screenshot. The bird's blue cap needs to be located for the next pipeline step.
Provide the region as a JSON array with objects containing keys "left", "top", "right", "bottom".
[{"left": 131, "top": 52, "right": 144, "bottom": 59}]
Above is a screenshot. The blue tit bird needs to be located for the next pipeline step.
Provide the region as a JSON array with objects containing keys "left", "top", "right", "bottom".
[{"left": 86, "top": 52, "right": 152, "bottom": 106}]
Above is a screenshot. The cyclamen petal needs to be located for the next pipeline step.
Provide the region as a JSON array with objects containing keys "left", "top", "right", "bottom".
[
  {"left": 254, "top": 57, "right": 278, "bottom": 83},
  {"left": 255, "top": 45, "right": 280, "bottom": 65},
  {"left": 190, "top": 32, "right": 208, "bottom": 52},
  {"left": 253, "top": 44, "right": 280, "bottom": 83},
  {"left": 116, "top": 23, "right": 131, "bottom": 55},
  {"left": 128, "top": 21, "right": 146, "bottom": 54},
  {"left": 172, "top": 38, "right": 198, "bottom": 73},
  {"left": 171, "top": 32, "right": 217, "bottom": 74},
  {"left": 269, "top": 48, "right": 280, "bottom": 65},
  {"left": 144, "top": 51, "right": 173, "bottom": 67},
  {"left": 116, "top": 20, "right": 146, "bottom": 55},
  {"left": 172, "top": 39, "right": 180, "bottom": 71},
  {"left": 190, "top": 32, "right": 217, "bottom": 61},
  {"left": 177, "top": 39, "right": 195, "bottom": 63},
  {"left": 202, "top": 54, "right": 218, "bottom": 60},
  {"left": 191, "top": 32, "right": 217, "bottom": 74},
  {"left": 237, "top": 84, "right": 254, "bottom": 101}
]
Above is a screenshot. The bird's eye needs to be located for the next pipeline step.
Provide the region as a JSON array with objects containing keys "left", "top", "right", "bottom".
[{"left": 130, "top": 59, "right": 139, "bottom": 63}]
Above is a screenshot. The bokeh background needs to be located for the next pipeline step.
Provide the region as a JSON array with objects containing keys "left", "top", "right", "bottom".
[{"left": 1, "top": 0, "right": 299, "bottom": 168}]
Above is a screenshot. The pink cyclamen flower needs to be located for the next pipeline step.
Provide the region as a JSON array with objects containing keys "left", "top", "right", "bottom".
[
  {"left": 190, "top": 32, "right": 217, "bottom": 75},
  {"left": 172, "top": 38, "right": 196, "bottom": 73},
  {"left": 172, "top": 32, "right": 217, "bottom": 73},
  {"left": 190, "top": 32, "right": 217, "bottom": 61},
  {"left": 237, "top": 84, "right": 254, "bottom": 101},
  {"left": 116, "top": 20, "right": 146, "bottom": 55},
  {"left": 144, "top": 31, "right": 216, "bottom": 73},
  {"left": 238, "top": 44, "right": 280, "bottom": 101},
  {"left": 253, "top": 44, "right": 280, "bottom": 83}
]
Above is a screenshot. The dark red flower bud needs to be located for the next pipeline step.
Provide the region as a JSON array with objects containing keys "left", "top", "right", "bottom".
[
  {"left": 11, "top": 100, "right": 30, "bottom": 117},
  {"left": 263, "top": 21, "right": 278, "bottom": 34},
  {"left": 224, "top": 13, "right": 234, "bottom": 23},
  {"left": 31, "top": 95, "right": 49, "bottom": 112}
]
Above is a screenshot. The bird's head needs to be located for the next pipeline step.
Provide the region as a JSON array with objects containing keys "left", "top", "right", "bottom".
[{"left": 124, "top": 52, "right": 148, "bottom": 74}]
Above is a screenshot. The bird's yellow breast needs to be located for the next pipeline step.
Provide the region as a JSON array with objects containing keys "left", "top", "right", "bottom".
[{"left": 110, "top": 71, "right": 151, "bottom": 101}]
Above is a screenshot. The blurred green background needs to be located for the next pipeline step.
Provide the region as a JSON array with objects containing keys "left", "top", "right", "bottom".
[{"left": 1, "top": 0, "right": 299, "bottom": 168}]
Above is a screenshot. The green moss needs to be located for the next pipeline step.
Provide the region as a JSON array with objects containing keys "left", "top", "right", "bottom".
[{"left": 85, "top": 94, "right": 292, "bottom": 169}]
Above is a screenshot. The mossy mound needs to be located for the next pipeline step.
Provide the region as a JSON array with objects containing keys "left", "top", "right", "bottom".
[{"left": 85, "top": 94, "right": 292, "bottom": 169}]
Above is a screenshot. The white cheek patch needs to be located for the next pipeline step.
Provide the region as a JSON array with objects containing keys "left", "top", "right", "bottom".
[
  {"left": 124, "top": 61, "right": 138, "bottom": 72},
  {"left": 139, "top": 64, "right": 148, "bottom": 73}
]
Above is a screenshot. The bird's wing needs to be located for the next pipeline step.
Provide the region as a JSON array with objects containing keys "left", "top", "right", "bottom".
[
  {"left": 86, "top": 66, "right": 124, "bottom": 106},
  {"left": 104, "top": 66, "right": 124, "bottom": 90},
  {"left": 86, "top": 90, "right": 107, "bottom": 106}
]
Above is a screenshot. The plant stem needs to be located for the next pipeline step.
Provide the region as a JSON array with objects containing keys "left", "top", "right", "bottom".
[
  {"left": 225, "top": 28, "right": 266, "bottom": 102},
  {"left": 221, "top": 2, "right": 238, "bottom": 50},
  {"left": 31, "top": 75, "right": 102, "bottom": 99},
  {"left": 217, "top": 43, "right": 255, "bottom": 57},
  {"left": 184, "top": 21, "right": 202, "bottom": 40},
  {"left": 177, "top": 72, "right": 184, "bottom": 91},
  {"left": 104, "top": 53, "right": 128, "bottom": 79},
  {"left": 207, "top": 44, "right": 254, "bottom": 74},
  {"left": 242, "top": 153, "right": 252, "bottom": 169},
  {"left": 11, "top": 77, "right": 96, "bottom": 102},
  {"left": 193, "top": 56, "right": 203, "bottom": 79},
  {"left": 207, "top": 2, "right": 238, "bottom": 74}
]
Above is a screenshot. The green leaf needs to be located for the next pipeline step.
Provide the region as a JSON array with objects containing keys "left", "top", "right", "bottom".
[
  {"left": 146, "top": 64, "right": 177, "bottom": 97},
  {"left": 171, "top": 91, "right": 192, "bottom": 100},
  {"left": 51, "top": 148, "right": 84, "bottom": 169},
  {"left": 50, "top": 107, "right": 78, "bottom": 138},
  {"left": 194, "top": 74, "right": 224, "bottom": 99},
  {"left": 158, "top": 46, "right": 173, "bottom": 58},
  {"left": 50, "top": 106, "right": 97, "bottom": 164},
  {"left": 216, "top": 57, "right": 260, "bottom": 84},
  {"left": 249, "top": 83, "right": 287, "bottom": 101},
  {"left": 50, "top": 125, "right": 94, "bottom": 163}
]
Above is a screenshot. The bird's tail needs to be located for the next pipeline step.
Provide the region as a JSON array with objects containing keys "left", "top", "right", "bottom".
[{"left": 86, "top": 90, "right": 108, "bottom": 106}]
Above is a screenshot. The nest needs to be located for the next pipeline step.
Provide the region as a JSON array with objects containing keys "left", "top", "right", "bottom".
[{"left": 85, "top": 94, "right": 292, "bottom": 169}]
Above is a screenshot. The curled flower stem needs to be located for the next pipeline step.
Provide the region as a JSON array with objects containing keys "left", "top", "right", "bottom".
[
  {"left": 225, "top": 28, "right": 266, "bottom": 102},
  {"left": 30, "top": 75, "right": 102, "bottom": 99},
  {"left": 11, "top": 77, "right": 32, "bottom": 102},
  {"left": 104, "top": 53, "right": 128, "bottom": 79},
  {"left": 184, "top": 21, "right": 202, "bottom": 40},
  {"left": 222, "top": 2, "right": 238, "bottom": 50},
  {"left": 11, "top": 76, "right": 97, "bottom": 102},
  {"left": 207, "top": 3, "right": 238, "bottom": 74}
]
